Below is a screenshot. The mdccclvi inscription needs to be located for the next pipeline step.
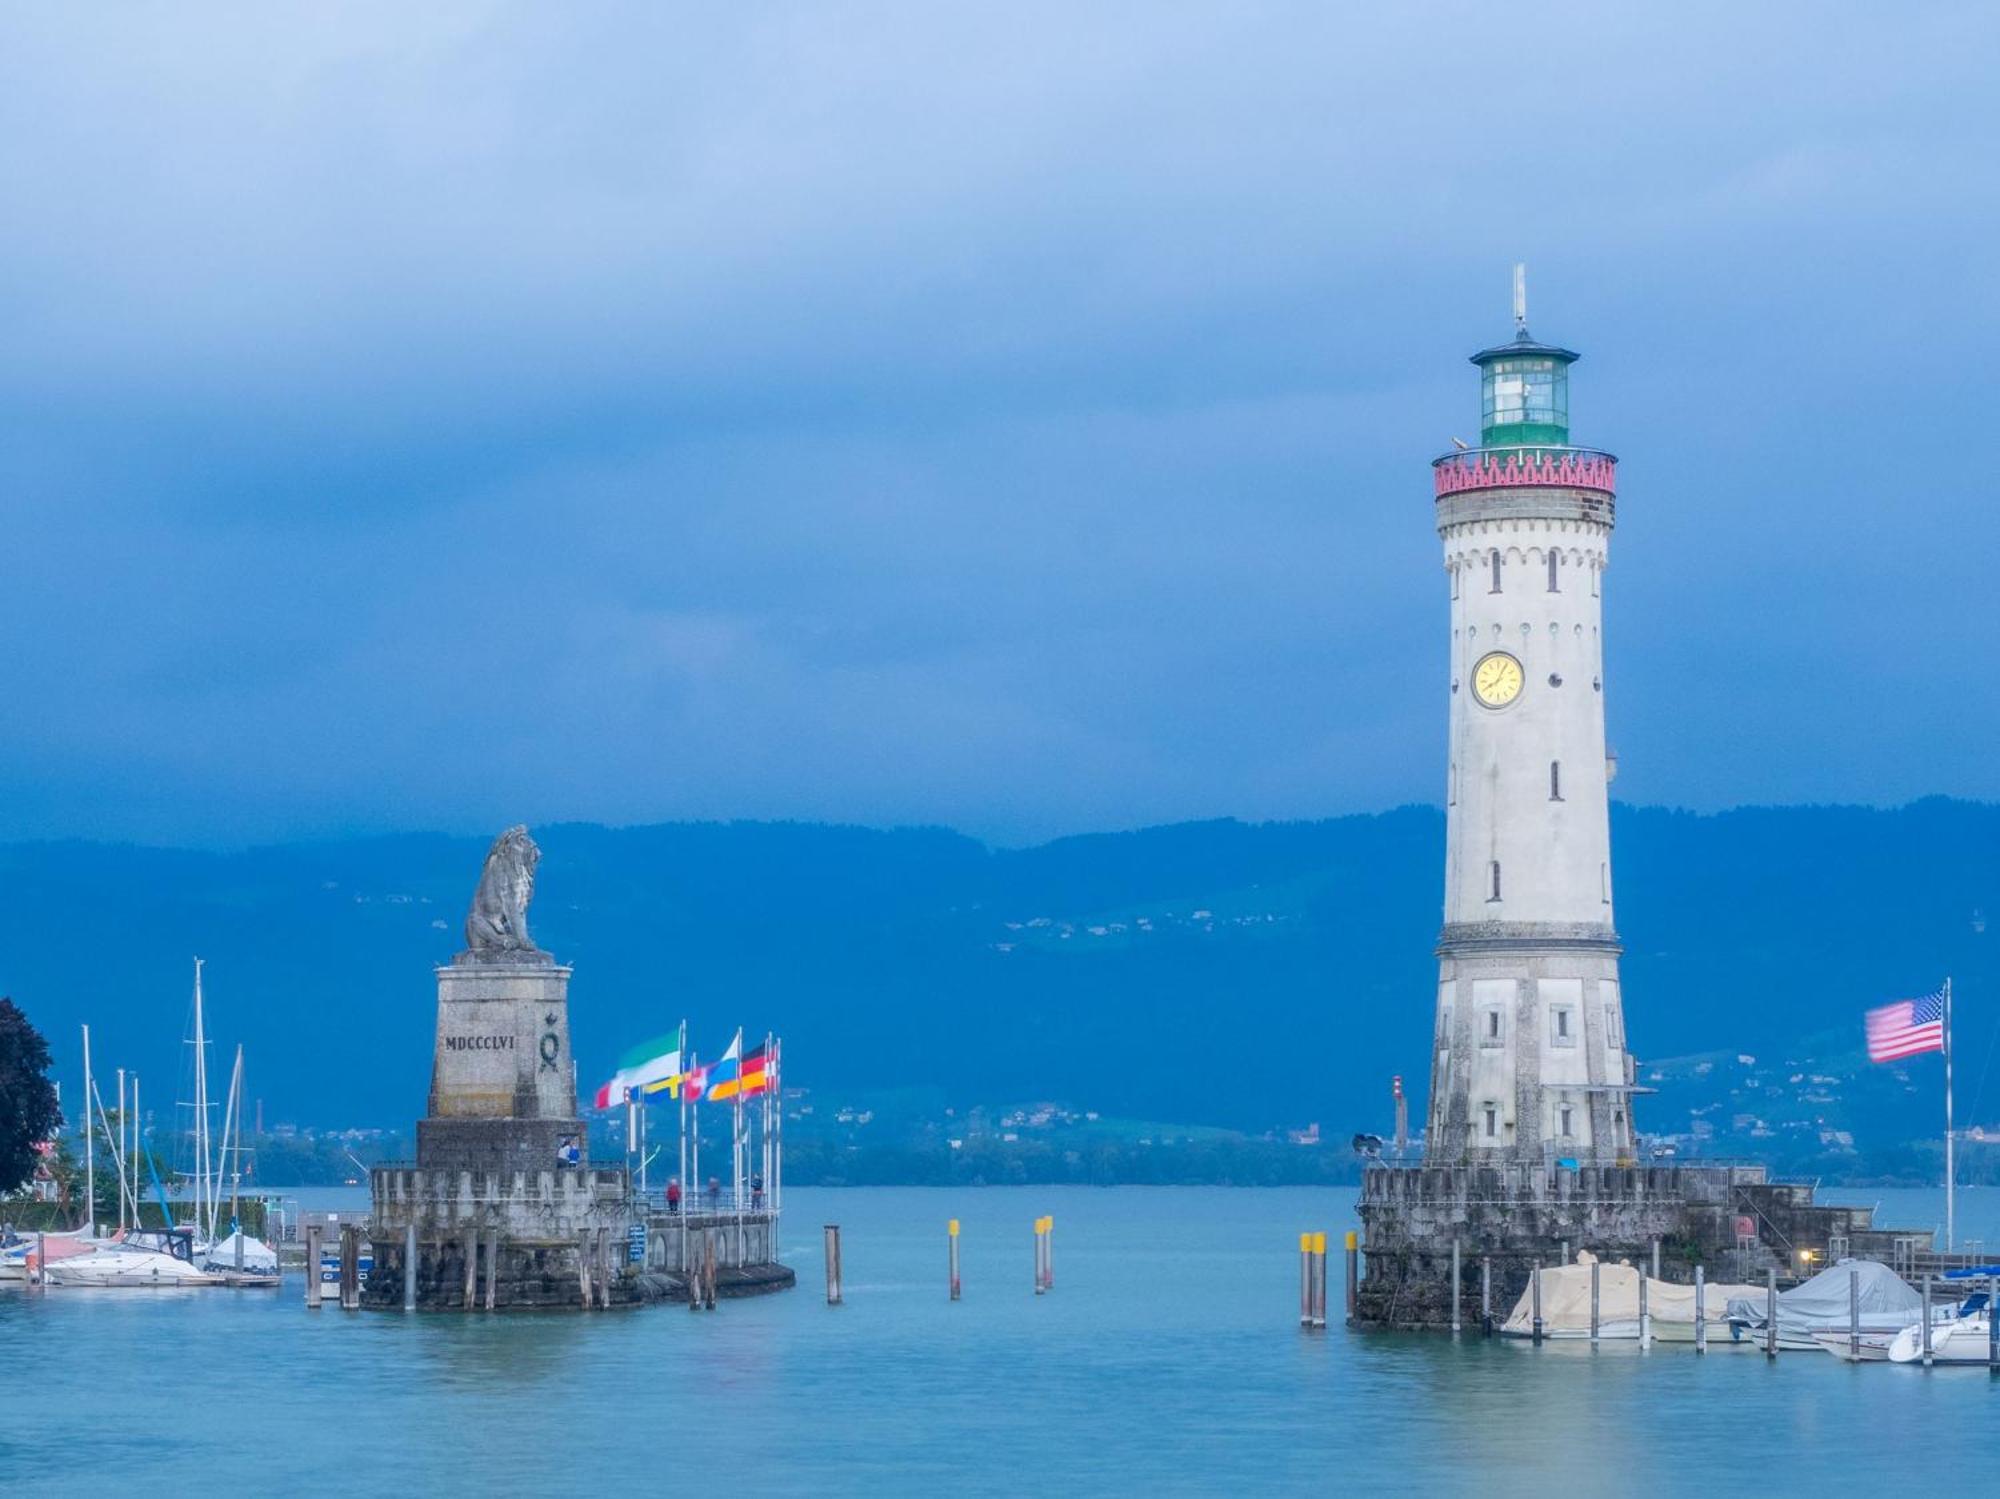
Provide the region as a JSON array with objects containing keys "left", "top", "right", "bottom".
[{"left": 444, "top": 1034, "right": 518, "bottom": 1052}]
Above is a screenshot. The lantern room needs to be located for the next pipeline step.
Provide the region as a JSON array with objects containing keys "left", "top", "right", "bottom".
[{"left": 1471, "top": 330, "right": 1578, "bottom": 448}]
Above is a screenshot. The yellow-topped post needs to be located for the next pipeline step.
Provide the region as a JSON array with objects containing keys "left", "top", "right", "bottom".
[{"left": 948, "top": 1218, "right": 961, "bottom": 1301}]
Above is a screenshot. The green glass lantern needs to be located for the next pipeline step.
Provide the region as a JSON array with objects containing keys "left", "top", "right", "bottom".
[{"left": 1472, "top": 333, "right": 1577, "bottom": 448}]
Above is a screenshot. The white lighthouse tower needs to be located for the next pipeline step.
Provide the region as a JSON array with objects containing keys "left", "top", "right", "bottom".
[{"left": 1424, "top": 270, "right": 1635, "bottom": 1165}]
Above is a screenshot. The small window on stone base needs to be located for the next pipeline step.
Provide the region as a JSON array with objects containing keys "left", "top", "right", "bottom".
[
  {"left": 1559, "top": 1105, "right": 1574, "bottom": 1137},
  {"left": 1483, "top": 1104, "right": 1498, "bottom": 1139}
]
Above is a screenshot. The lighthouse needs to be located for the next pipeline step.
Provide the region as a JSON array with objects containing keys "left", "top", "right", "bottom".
[
  {"left": 1424, "top": 269, "right": 1634, "bottom": 1165},
  {"left": 1354, "top": 276, "right": 1939, "bottom": 1328}
]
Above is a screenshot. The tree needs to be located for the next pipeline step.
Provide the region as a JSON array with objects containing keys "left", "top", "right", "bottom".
[{"left": 0, "top": 998, "right": 63, "bottom": 1196}]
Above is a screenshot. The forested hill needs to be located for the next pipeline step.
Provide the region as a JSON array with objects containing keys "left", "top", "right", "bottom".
[{"left": 3, "top": 800, "right": 1994, "bottom": 1147}]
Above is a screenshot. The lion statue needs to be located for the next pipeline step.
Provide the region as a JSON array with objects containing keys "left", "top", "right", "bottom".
[{"left": 464, "top": 825, "right": 543, "bottom": 957}]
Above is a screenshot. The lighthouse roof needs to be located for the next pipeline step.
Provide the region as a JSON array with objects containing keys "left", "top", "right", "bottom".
[{"left": 1470, "top": 329, "right": 1579, "bottom": 367}]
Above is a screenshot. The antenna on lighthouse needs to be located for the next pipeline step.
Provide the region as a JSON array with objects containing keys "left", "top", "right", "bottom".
[{"left": 1512, "top": 263, "right": 1528, "bottom": 334}]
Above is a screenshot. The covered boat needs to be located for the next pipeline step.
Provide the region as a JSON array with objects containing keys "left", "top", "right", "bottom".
[
  {"left": 1499, "top": 1254, "right": 1764, "bottom": 1341},
  {"left": 200, "top": 1231, "right": 278, "bottom": 1276},
  {"left": 1724, "top": 1259, "right": 1922, "bottom": 1352}
]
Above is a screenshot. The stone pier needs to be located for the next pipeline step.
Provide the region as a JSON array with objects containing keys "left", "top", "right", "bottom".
[
  {"left": 360, "top": 825, "right": 793, "bottom": 1311},
  {"left": 1355, "top": 1161, "right": 1933, "bottom": 1329}
]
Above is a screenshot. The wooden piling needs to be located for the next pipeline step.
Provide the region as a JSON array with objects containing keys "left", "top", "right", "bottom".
[
  {"left": 403, "top": 1223, "right": 418, "bottom": 1312},
  {"left": 1650, "top": 1239, "right": 1660, "bottom": 1280},
  {"left": 1299, "top": 1233, "right": 1312, "bottom": 1329},
  {"left": 1921, "top": 1273, "right": 1933, "bottom": 1366},
  {"left": 1638, "top": 1270, "right": 1650, "bottom": 1348},
  {"left": 1848, "top": 1266, "right": 1860, "bottom": 1361},
  {"left": 339, "top": 1225, "right": 361, "bottom": 1310},
  {"left": 1045, "top": 1216, "right": 1055, "bottom": 1291},
  {"left": 34, "top": 1233, "right": 45, "bottom": 1293},
  {"left": 1531, "top": 1262, "right": 1543, "bottom": 1345},
  {"left": 305, "top": 1225, "right": 324, "bottom": 1309},
  {"left": 1765, "top": 1267, "right": 1777, "bottom": 1359},
  {"left": 596, "top": 1227, "right": 612, "bottom": 1310},
  {"left": 1694, "top": 1266, "right": 1706, "bottom": 1354},
  {"left": 706, "top": 1229, "right": 718, "bottom": 1309},
  {"left": 824, "top": 1224, "right": 843, "bottom": 1305},
  {"left": 485, "top": 1232, "right": 500, "bottom": 1312},
  {"left": 1988, "top": 1274, "right": 1998, "bottom": 1372},
  {"left": 949, "top": 1219, "right": 962, "bottom": 1302},
  {"left": 1480, "top": 1255, "right": 1492, "bottom": 1336},
  {"left": 577, "top": 1231, "right": 593, "bottom": 1310},
  {"left": 1451, "top": 1240, "right": 1462, "bottom": 1334},
  {"left": 1589, "top": 1257, "right": 1600, "bottom": 1344},
  {"left": 1342, "top": 1231, "right": 1356, "bottom": 1323}
]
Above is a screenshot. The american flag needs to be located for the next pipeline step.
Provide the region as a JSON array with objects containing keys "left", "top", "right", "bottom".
[{"left": 1866, "top": 991, "right": 1946, "bottom": 1063}]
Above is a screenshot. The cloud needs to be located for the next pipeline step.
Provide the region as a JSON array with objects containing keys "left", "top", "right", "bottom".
[{"left": 0, "top": 2, "right": 1993, "bottom": 844}]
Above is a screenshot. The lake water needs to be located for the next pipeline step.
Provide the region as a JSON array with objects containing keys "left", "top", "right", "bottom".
[{"left": 5, "top": 1184, "right": 1998, "bottom": 1495}]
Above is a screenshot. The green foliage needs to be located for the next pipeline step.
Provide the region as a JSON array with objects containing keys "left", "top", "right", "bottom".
[{"left": 0, "top": 998, "right": 62, "bottom": 1196}]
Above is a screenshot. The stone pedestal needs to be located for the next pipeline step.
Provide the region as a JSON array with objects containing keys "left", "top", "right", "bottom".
[{"left": 417, "top": 956, "right": 584, "bottom": 1177}]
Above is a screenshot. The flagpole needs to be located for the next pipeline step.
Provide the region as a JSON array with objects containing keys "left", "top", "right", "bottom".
[
  {"left": 678, "top": 1021, "right": 689, "bottom": 1275},
  {"left": 1945, "top": 976, "right": 1955, "bottom": 1252},
  {"left": 740, "top": 1031, "right": 748, "bottom": 1239}
]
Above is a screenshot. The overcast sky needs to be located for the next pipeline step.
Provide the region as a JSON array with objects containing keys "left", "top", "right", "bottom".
[{"left": 0, "top": 3, "right": 1992, "bottom": 847}]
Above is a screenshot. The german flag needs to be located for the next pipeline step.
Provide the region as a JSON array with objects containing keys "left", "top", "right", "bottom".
[{"left": 733, "top": 1040, "right": 774, "bottom": 1099}]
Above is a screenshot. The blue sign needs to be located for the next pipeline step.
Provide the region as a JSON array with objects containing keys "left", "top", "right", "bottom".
[{"left": 627, "top": 1221, "right": 647, "bottom": 1264}]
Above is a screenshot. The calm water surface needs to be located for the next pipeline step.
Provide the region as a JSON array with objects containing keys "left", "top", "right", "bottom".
[{"left": 4, "top": 1184, "right": 1997, "bottom": 1496}]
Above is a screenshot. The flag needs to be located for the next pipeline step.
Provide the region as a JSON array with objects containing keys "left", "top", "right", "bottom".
[
  {"left": 703, "top": 1032, "right": 745, "bottom": 1102},
  {"left": 592, "top": 1028, "right": 685, "bottom": 1110},
  {"left": 682, "top": 1060, "right": 709, "bottom": 1103},
  {"left": 1866, "top": 991, "right": 1946, "bottom": 1062},
  {"left": 732, "top": 1041, "right": 774, "bottom": 1099}
]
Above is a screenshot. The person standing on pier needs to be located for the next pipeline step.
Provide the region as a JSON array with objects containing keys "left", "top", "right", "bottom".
[{"left": 667, "top": 1177, "right": 682, "bottom": 1214}]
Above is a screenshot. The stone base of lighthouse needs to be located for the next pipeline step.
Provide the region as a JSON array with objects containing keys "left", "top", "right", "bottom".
[
  {"left": 1353, "top": 1162, "right": 1933, "bottom": 1329},
  {"left": 1427, "top": 926, "right": 1633, "bottom": 1165}
]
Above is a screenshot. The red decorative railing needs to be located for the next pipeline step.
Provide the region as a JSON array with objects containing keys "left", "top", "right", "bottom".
[{"left": 1433, "top": 446, "right": 1617, "bottom": 498}]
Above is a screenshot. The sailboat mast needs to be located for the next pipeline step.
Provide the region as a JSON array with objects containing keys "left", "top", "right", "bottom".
[
  {"left": 213, "top": 1044, "right": 243, "bottom": 1240},
  {"left": 131, "top": 1075, "right": 141, "bottom": 1227},
  {"left": 228, "top": 1045, "right": 244, "bottom": 1229},
  {"left": 116, "top": 1067, "right": 128, "bottom": 1231},
  {"left": 192, "top": 957, "right": 210, "bottom": 1238},
  {"left": 81, "top": 1024, "right": 95, "bottom": 1237}
]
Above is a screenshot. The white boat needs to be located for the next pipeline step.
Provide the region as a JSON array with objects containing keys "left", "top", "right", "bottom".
[
  {"left": 41, "top": 1228, "right": 227, "bottom": 1288},
  {"left": 1888, "top": 1314, "right": 1997, "bottom": 1365},
  {"left": 1809, "top": 1328, "right": 1900, "bottom": 1361}
]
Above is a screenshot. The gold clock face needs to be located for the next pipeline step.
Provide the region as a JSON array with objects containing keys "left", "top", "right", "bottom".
[{"left": 1471, "top": 651, "right": 1525, "bottom": 708}]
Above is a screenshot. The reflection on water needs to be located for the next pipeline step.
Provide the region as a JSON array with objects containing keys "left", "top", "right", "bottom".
[{"left": 4, "top": 1185, "right": 1997, "bottom": 1496}]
